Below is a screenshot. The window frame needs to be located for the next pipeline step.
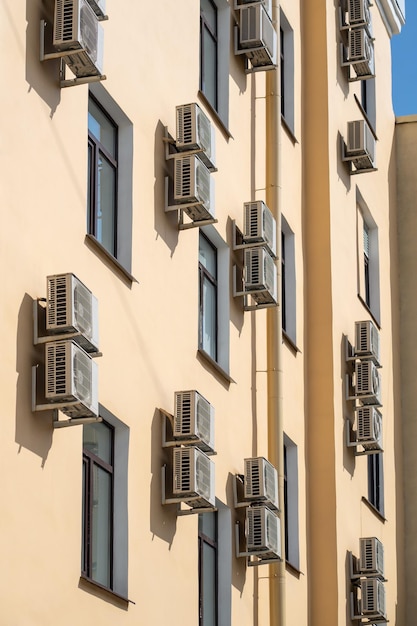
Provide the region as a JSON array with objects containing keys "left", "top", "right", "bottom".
[
  {"left": 281, "top": 216, "right": 296, "bottom": 345},
  {"left": 82, "top": 420, "right": 114, "bottom": 589},
  {"left": 284, "top": 434, "right": 300, "bottom": 570},
  {"left": 87, "top": 84, "right": 134, "bottom": 278},
  {"left": 198, "top": 226, "right": 230, "bottom": 377},
  {"left": 279, "top": 10, "right": 295, "bottom": 134},
  {"left": 88, "top": 95, "right": 118, "bottom": 258},
  {"left": 368, "top": 452, "right": 384, "bottom": 516},
  {"left": 198, "top": 513, "right": 218, "bottom": 626},
  {"left": 81, "top": 406, "right": 129, "bottom": 599},
  {"left": 198, "top": 502, "right": 231, "bottom": 626},
  {"left": 199, "top": 232, "right": 218, "bottom": 362},
  {"left": 357, "top": 196, "right": 380, "bottom": 324},
  {"left": 200, "top": 0, "right": 218, "bottom": 112},
  {"left": 199, "top": 0, "right": 230, "bottom": 129}
]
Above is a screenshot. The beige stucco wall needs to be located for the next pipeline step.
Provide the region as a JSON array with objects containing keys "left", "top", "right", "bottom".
[{"left": 0, "top": 0, "right": 404, "bottom": 624}]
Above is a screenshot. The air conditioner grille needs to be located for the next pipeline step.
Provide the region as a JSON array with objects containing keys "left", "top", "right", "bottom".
[
  {"left": 73, "top": 347, "right": 93, "bottom": 404},
  {"left": 247, "top": 506, "right": 280, "bottom": 557},
  {"left": 360, "top": 537, "right": 384, "bottom": 576},
  {"left": 243, "top": 201, "right": 276, "bottom": 256},
  {"left": 361, "top": 579, "right": 386, "bottom": 617},
  {"left": 80, "top": 0, "right": 98, "bottom": 62},
  {"left": 175, "top": 390, "right": 192, "bottom": 436},
  {"left": 46, "top": 342, "right": 68, "bottom": 396},
  {"left": 47, "top": 274, "right": 69, "bottom": 328},
  {"left": 356, "top": 361, "right": 380, "bottom": 400}
]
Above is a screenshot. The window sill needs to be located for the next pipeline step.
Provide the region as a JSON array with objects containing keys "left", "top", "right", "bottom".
[
  {"left": 197, "top": 349, "right": 235, "bottom": 384},
  {"left": 282, "top": 330, "right": 301, "bottom": 354},
  {"left": 79, "top": 575, "right": 134, "bottom": 607},
  {"left": 361, "top": 496, "right": 386, "bottom": 522},
  {"left": 198, "top": 91, "right": 233, "bottom": 140},
  {"left": 85, "top": 234, "right": 138, "bottom": 285},
  {"left": 357, "top": 294, "right": 381, "bottom": 329},
  {"left": 285, "top": 560, "right": 303, "bottom": 577},
  {"left": 281, "top": 116, "right": 298, "bottom": 144}
]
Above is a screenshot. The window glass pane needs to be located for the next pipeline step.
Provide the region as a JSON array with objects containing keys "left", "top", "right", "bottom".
[
  {"left": 202, "top": 32, "right": 217, "bottom": 108},
  {"left": 202, "top": 277, "right": 217, "bottom": 357},
  {"left": 199, "top": 236, "right": 217, "bottom": 277},
  {"left": 97, "top": 154, "right": 116, "bottom": 255},
  {"left": 202, "top": 542, "right": 216, "bottom": 626},
  {"left": 199, "top": 510, "right": 216, "bottom": 539},
  {"left": 92, "top": 466, "right": 112, "bottom": 587},
  {"left": 88, "top": 99, "right": 116, "bottom": 157},
  {"left": 81, "top": 458, "right": 87, "bottom": 573},
  {"left": 201, "top": 0, "right": 217, "bottom": 33},
  {"left": 83, "top": 422, "right": 113, "bottom": 464}
]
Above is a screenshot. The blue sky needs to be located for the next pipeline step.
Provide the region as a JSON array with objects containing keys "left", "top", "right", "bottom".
[{"left": 391, "top": 0, "right": 417, "bottom": 115}]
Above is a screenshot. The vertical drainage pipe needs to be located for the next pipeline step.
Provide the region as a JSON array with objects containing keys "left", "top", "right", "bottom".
[{"left": 265, "top": 3, "right": 285, "bottom": 626}]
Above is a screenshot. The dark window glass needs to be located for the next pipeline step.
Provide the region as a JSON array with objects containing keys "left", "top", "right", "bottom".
[
  {"left": 281, "top": 231, "right": 286, "bottom": 331},
  {"left": 368, "top": 452, "right": 384, "bottom": 515},
  {"left": 280, "top": 27, "right": 285, "bottom": 118},
  {"left": 200, "top": 0, "right": 218, "bottom": 110},
  {"left": 82, "top": 421, "right": 114, "bottom": 589},
  {"left": 88, "top": 96, "right": 118, "bottom": 258}
]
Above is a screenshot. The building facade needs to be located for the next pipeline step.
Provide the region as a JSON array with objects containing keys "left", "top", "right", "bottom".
[{"left": 0, "top": 0, "right": 406, "bottom": 624}]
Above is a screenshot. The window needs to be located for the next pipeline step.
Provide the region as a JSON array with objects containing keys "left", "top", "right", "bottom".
[
  {"left": 88, "top": 96, "right": 117, "bottom": 257},
  {"left": 361, "top": 78, "right": 376, "bottom": 130},
  {"left": 87, "top": 85, "right": 133, "bottom": 275},
  {"left": 357, "top": 199, "right": 380, "bottom": 323},
  {"left": 368, "top": 452, "right": 384, "bottom": 516},
  {"left": 199, "top": 233, "right": 217, "bottom": 360},
  {"left": 280, "top": 10, "right": 295, "bottom": 133},
  {"left": 284, "top": 434, "right": 300, "bottom": 569},
  {"left": 81, "top": 406, "right": 129, "bottom": 597},
  {"left": 198, "top": 503, "right": 231, "bottom": 626},
  {"left": 281, "top": 216, "right": 296, "bottom": 344},
  {"left": 198, "top": 227, "right": 230, "bottom": 375},
  {"left": 199, "top": 0, "right": 230, "bottom": 127},
  {"left": 198, "top": 513, "right": 218, "bottom": 625}
]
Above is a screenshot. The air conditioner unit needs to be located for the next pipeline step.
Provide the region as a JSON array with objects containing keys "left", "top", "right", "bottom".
[
  {"left": 344, "top": 120, "right": 375, "bottom": 171},
  {"left": 354, "top": 320, "right": 380, "bottom": 365},
  {"left": 348, "top": 0, "right": 371, "bottom": 28},
  {"left": 360, "top": 579, "right": 386, "bottom": 619},
  {"left": 347, "top": 28, "right": 374, "bottom": 77},
  {"left": 45, "top": 340, "right": 98, "bottom": 418},
  {"left": 357, "top": 406, "right": 383, "bottom": 450},
  {"left": 85, "top": 0, "right": 106, "bottom": 19},
  {"left": 53, "top": 0, "right": 104, "bottom": 78},
  {"left": 244, "top": 247, "right": 277, "bottom": 305},
  {"left": 236, "top": 4, "right": 277, "bottom": 68},
  {"left": 246, "top": 506, "right": 281, "bottom": 560},
  {"left": 244, "top": 457, "right": 278, "bottom": 510},
  {"left": 355, "top": 360, "right": 381, "bottom": 405},
  {"left": 173, "top": 447, "right": 215, "bottom": 508},
  {"left": 46, "top": 273, "right": 99, "bottom": 354},
  {"left": 176, "top": 103, "right": 216, "bottom": 172},
  {"left": 359, "top": 537, "right": 384, "bottom": 578},
  {"left": 173, "top": 390, "right": 215, "bottom": 453},
  {"left": 243, "top": 201, "right": 277, "bottom": 257},
  {"left": 173, "top": 154, "right": 215, "bottom": 222}
]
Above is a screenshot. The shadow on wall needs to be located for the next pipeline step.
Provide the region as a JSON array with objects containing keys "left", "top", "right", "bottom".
[
  {"left": 341, "top": 333, "right": 356, "bottom": 477},
  {"left": 15, "top": 293, "right": 53, "bottom": 468},
  {"left": 149, "top": 408, "right": 178, "bottom": 547},
  {"left": 154, "top": 120, "right": 181, "bottom": 257},
  {"left": 226, "top": 472, "right": 247, "bottom": 596},
  {"left": 25, "top": 0, "right": 61, "bottom": 117}
]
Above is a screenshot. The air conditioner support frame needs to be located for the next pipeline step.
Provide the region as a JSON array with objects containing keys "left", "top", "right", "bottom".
[
  {"left": 345, "top": 418, "right": 383, "bottom": 456},
  {"left": 163, "top": 127, "right": 217, "bottom": 172},
  {"left": 234, "top": 522, "right": 282, "bottom": 566},
  {"left": 233, "top": 25, "right": 278, "bottom": 73},
  {"left": 39, "top": 21, "right": 106, "bottom": 87},
  {"left": 348, "top": 551, "right": 387, "bottom": 582},
  {"left": 32, "top": 365, "right": 102, "bottom": 428},
  {"left": 340, "top": 136, "right": 378, "bottom": 174},
  {"left": 350, "top": 585, "right": 389, "bottom": 624},
  {"left": 232, "top": 220, "right": 278, "bottom": 259},
  {"left": 233, "top": 265, "right": 278, "bottom": 311},
  {"left": 33, "top": 300, "right": 102, "bottom": 357},
  {"left": 161, "top": 464, "right": 216, "bottom": 515}
]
